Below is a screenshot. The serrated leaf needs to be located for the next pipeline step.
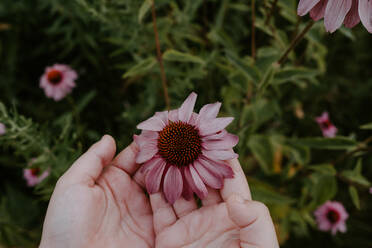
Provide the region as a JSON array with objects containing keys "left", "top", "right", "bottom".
[
  {"left": 122, "top": 57, "right": 156, "bottom": 78},
  {"left": 138, "top": 0, "right": 152, "bottom": 23},
  {"left": 292, "top": 137, "right": 357, "bottom": 150},
  {"left": 349, "top": 186, "right": 360, "bottom": 210},
  {"left": 163, "top": 49, "right": 205, "bottom": 64}
]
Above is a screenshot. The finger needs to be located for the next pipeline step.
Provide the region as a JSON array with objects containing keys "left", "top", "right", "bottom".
[
  {"left": 220, "top": 158, "right": 251, "bottom": 201},
  {"left": 150, "top": 192, "right": 177, "bottom": 235},
  {"left": 133, "top": 168, "right": 146, "bottom": 188},
  {"left": 227, "top": 195, "right": 279, "bottom": 248},
  {"left": 112, "top": 142, "right": 140, "bottom": 176},
  {"left": 173, "top": 197, "right": 197, "bottom": 218},
  {"left": 61, "top": 135, "right": 116, "bottom": 186},
  {"left": 202, "top": 187, "right": 222, "bottom": 206}
]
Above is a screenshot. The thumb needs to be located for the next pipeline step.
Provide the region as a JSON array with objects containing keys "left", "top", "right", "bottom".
[
  {"left": 227, "top": 195, "right": 279, "bottom": 248},
  {"left": 61, "top": 135, "right": 116, "bottom": 186}
]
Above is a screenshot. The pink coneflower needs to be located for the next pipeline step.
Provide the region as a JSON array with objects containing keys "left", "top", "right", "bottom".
[
  {"left": 297, "top": 0, "right": 372, "bottom": 33},
  {"left": 314, "top": 201, "right": 349, "bottom": 235},
  {"left": 23, "top": 167, "right": 50, "bottom": 187},
  {"left": 135, "top": 92, "right": 238, "bottom": 204},
  {"left": 316, "top": 112, "right": 338, "bottom": 137},
  {"left": 0, "top": 123, "right": 5, "bottom": 135},
  {"left": 40, "top": 64, "right": 77, "bottom": 101}
]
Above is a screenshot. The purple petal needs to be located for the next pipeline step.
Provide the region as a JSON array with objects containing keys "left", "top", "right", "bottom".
[
  {"left": 181, "top": 170, "right": 194, "bottom": 200},
  {"left": 197, "top": 102, "right": 221, "bottom": 124},
  {"left": 199, "top": 117, "right": 234, "bottom": 136},
  {"left": 136, "top": 141, "right": 158, "bottom": 164},
  {"left": 203, "top": 149, "right": 238, "bottom": 161},
  {"left": 184, "top": 166, "right": 208, "bottom": 199},
  {"left": 194, "top": 161, "right": 223, "bottom": 189},
  {"left": 140, "top": 156, "right": 163, "bottom": 173},
  {"left": 145, "top": 160, "right": 166, "bottom": 194},
  {"left": 344, "top": 0, "right": 360, "bottom": 27},
  {"left": 163, "top": 166, "right": 183, "bottom": 204},
  {"left": 199, "top": 156, "right": 234, "bottom": 178},
  {"left": 178, "top": 92, "right": 197, "bottom": 123},
  {"left": 324, "top": 0, "right": 353, "bottom": 33},
  {"left": 310, "top": 0, "right": 328, "bottom": 20},
  {"left": 202, "top": 134, "right": 239, "bottom": 150},
  {"left": 298, "top": 0, "right": 321, "bottom": 16},
  {"left": 359, "top": 0, "right": 372, "bottom": 33},
  {"left": 137, "top": 116, "right": 165, "bottom": 131}
]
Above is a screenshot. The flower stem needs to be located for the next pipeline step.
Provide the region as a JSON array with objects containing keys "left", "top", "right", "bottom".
[
  {"left": 151, "top": 0, "right": 170, "bottom": 110},
  {"left": 265, "top": 0, "right": 278, "bottom": 25},
  {"left": 277, "top": 20, "right": 314, "bottom": 65},
  {"left": 251, "top": 0, "right": 256, "bottom": 60}
]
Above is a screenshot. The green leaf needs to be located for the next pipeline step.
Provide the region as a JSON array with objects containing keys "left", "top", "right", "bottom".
[
  {"left": 349, "top": 186, "right": 360, "bottom": 210},
  {"left": 292, "top": 137, "right": 357, "bottom": 150},
  {"left": 163, "top": 49, "right": 205, "bottom": 64},
  {"left": 251, "top": 185, "right": 295, "bottom": 205},
  {"left": 273, "top": 67, "right": 318, "bottom": 85},
  {"left": 122, "top": 57, "right": 156, "bottom": 78},
  {"left": 360, "top": 123, "right": 372, "bottom": 130},
  {"left": 312, "top": 174, "right": 338, "bottom": 204},
  {"left": 225, "top": 51, "right": 260, "bottom": 83},
  {"left": 258, "top": 66, "right": 276, "bottom": 93},
  {"left": 341, "top": 170, "right": 371, "bottom": 187},
  {"left": 138, "top": 0, "right": 152, "bottom": 23},
  {"left": 248, "top": 135, "right": 273, "bottom": 174},
  {"left": 307, "top": 164, "right": 337, "bottom": 175}
]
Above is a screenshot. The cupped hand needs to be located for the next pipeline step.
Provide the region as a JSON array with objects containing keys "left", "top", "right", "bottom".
[
  {"left": 148, "top": 158, "right": 280, "bottom": 248},
  {"left": 40, "top": 135, "right": 154, "bottom": 248}
]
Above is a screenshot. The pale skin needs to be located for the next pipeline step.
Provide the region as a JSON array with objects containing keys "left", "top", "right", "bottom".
[{"left": 40, "top": 135, "right": 279, "bottom": 248}]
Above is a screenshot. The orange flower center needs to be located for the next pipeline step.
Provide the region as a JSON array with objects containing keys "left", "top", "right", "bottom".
[
  {"left": 326, "top": 209, "right": 340, "bottom": 223},
  {"left": 158, "top": 121, "right": 202, "bottom": 166},
  {"left": 31, "top": 168, "right": 40, "bottom": 176},
  {"left": 47, "top": 69, "right": 63, "bottom": 85}
]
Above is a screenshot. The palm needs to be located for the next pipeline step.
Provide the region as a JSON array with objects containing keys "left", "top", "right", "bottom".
[{"left": 157, "top": 203, "right": 239, "bottom": 248}]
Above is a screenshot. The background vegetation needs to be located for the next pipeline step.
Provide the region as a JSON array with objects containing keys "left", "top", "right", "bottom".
[{"left": 1, "top": 0, "right": 371, "bottom": 247}]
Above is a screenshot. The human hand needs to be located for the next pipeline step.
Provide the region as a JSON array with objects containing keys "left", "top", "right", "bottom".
[
  {"left": 39, "top": 135, "right": 154, "bottom": 248},
  {"left": 149, "top": 158, "right": 280, "bottom": 248}
]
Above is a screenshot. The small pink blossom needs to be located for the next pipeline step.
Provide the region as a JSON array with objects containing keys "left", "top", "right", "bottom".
[
  {"left": 316, "top": 112, "right": 338, "bottom": 138},
  {"left": 40, "top": 64, "right": 77, "bottom": 101},
  {"left": 314, "top": 201, "right": 349, "bottom": 235},
  {"left": 369, "top": 187, "right": 372, "bottom": 194},
  {"left": 0, "top": 123, "right": 5, "bottom": 135},
  {"left": 135, "top": 92, "right": 238, "bottom": 204},
  {"left": 23, "top": 167, "right": 50, "bottom": 187},
  {"left": 297, "top": 0, "right": 372, "bottom": 33}
]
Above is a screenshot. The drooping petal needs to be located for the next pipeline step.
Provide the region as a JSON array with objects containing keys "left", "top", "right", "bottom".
[
  {"left": 344, "top": 0, "right": 360, "bottom": 27},
  {"left": 184, "top": 166, "right": 208, "bottom": 199},
  {"left": 310, "top": 0, "right": 328, "bottom": 20},
  {"left": 298, "top": 0, "right": 322, "bottom": 16},
  {"left": 145, "top": 161, "right": 166, "bottom": 194},
  {"left": 359, "top": 0, "right": 372, "bottom": 33},
  {"left": 199, "top": 117, "right": 234, "bottom": 136},
  {"left": 137, "top": 116, "right": 165, "bottom": 131},
  {"left": 181, "top": 170, "right": 194, "bottom": 200},
  {"left": 197, "top": 102, "right": 221, "bottom": 124},
  {"left": 202, "top": 130, "right": 228, "bottom": 141},
  {"left": 163, "top": 166, "right": 183, "bottom": 204},
  {"left": 324, "top": 0, "right": 353, "bottom": 33},
  {"left": 140, "top": 156, "right": 164, "bottom": 173},
  {"left": 194, "top": 160, "right": 223, "bottom": 189},
  {"left": 202, "top": 134, "right": 239, "bottom": 150},
  {"left": 178, "top": 92, "right": 197, "bottom": 123},
  {"left": 136, "top": 141, "right": 158, "bottom": 164},
  {"left": 203, "top": 149, "right": 238, "bottom": 161},
  {"left": 199, "top": 156, "right": 234, "bottom": 178}
]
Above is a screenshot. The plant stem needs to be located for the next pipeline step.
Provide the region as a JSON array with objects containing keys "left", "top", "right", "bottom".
[
  {"left": 277, "top": 20, "right": 314, "bottom": 65},
  {"left": 151, "top": 0, "right": 170, "bottom": 110},
  {"left": 251, "top": 0, "right": 256, "bottom": 60},
  {"left": 265, "top": 0, "right": 278, "bottom": 25}
]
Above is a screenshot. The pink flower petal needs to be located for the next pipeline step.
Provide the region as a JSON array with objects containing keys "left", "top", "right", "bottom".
[
  {"left": 199, "top": 156, "right": 234, "bottom": 178},
  {"left": 316, "top": 112, "right": 330, "bottom": 123},
  {"left": 140, "top": 156, "right": 163, "bottom": 173},
  {"left": 134, "top": 131, "right": 158, "bottom": 148},
  {"left": 202, "top": 134, "right": 239, "bottom": 150},
  {"left": 136, "top": 141, "right": 158, "bottom": 164},
  {"left": 197, "top": 102, "right": 221, "bottom": 124},
  {"left": 323, "top": 125, "right": 338, "bottom": 138},
  {"left": 155, "top": 111, "right": 169, "bottom": 125},
  {"left": 137, "top": 116, "right": 165, "bottom": 131},
  {"left": 359, "top": 0, "right": 372, "bottom": 33},
  {"left": 344, "top": 0, "right": 360, "bottom": 27},
  {"left": 0, "top": 123, "right": 6, "bottom": 135},
  {"left": 298, "top": 0, "right": 322, "bottom": 16},
  {"left": 184, "top": 166, "right": 208, "bottom": 199},
  {"left": 324, "top": 0, "right": 353, "bottom": 33},
  {"left": 163, "top": 166, "right": 183, "bottom": 204},
  {"left": 194, "top": 161, "right": 223, "bottom": 189},
  {"left": 181, "top": 170, "right": 194, "bottom": 200},
  {"left": 310, "top": 0, "right": 328, "bottom": 20},
  {"left": 178, "top": 92, "right": 197, "bottom": 123},
  {"left": 145, "top": 161, "right": 166, "bottom": 194},
  {"left": 203, "top": 149, "right": 238, "bottom": 161},
  {"left": 199, "top": 117, "right": 234, "bottom": 136},
  {"left": 202, "top": 130, "right": 228, "bottom": 141},
  {"left": 168, "top": 109, "right": 179, "bottom": 122}
]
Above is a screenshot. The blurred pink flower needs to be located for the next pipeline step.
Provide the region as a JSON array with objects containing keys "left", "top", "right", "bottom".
[
  {"left": 314, "top": 201, "right": 349, "bottom": 235},
  {"left": 369, "top": 187, "right": 372, "bottom": 194},
  {"left": 23, "top": 167, "right": 50, "bottom": 187},
  {"left": 316, "top": 112, "right": 338, "bottom": 137},
  {"left": 0, "top": 123, "right": 5, "bottom": 135},
  {"left": 40, "top": 64, "right": 77, "bottom": 101},
  {"left": 297, "top": 0, "right": 372, "bottom": 33},
  {"left": 135, "top": 92, "right": 238, "bottom": 204}
]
